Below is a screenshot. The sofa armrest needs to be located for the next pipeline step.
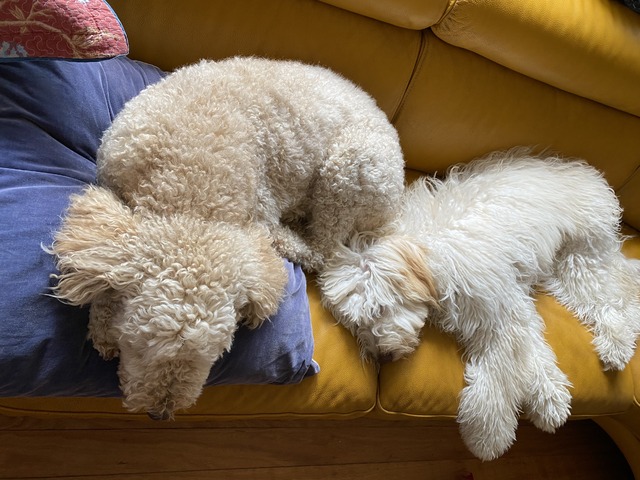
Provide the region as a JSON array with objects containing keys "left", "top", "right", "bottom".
[{"left": 594, "top": 344, "right": 640, "bottom": 479}]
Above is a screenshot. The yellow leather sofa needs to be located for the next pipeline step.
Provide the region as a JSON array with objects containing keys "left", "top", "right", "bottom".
[{"left": 2, "top": 0, "right": 639, "bottom": 471}]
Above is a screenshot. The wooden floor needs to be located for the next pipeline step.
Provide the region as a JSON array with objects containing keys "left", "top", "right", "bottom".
[{"left": 0, "top": 415, "right": 633, "bottom": 479}]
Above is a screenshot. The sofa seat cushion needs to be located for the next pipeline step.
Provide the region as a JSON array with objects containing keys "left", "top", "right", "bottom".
[
  {"left": 0, "top": 281, "right": 378, "bottom": 419},
  {"left": 431, "top": 0, "right": 640, "bottom": 117},
  {"left": 377, "top": 233, "right": 640, "bottom": 418}
]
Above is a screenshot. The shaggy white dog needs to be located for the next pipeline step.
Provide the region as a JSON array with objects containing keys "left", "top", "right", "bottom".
[
  {"left": 50, "top": 57, "right": 405, "bottom": 420},
  {"left": 320, "top": 150, "right": 640, "bottom": 460}
]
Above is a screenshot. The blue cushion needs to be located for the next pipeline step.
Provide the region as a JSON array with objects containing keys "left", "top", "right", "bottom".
[{"left": 0, "top": 57, "right": 318, "bottom": 397}]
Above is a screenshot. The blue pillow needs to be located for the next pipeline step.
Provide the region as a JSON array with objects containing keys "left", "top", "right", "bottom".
[{"left": 0, "top": 57, "right": 318, "bottom": 397}]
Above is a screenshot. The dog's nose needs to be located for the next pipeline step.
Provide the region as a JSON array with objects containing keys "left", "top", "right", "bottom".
[
  {"left": 147, "top": 410, "right": 171, "bottom": 421},
  {"left": 378, "top": 352, "right": 394, "bottom": 364}
]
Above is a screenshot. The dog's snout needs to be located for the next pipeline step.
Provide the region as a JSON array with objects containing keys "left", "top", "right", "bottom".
[{"left": 147, "top": 410, "right": 172, "bottom": 421}]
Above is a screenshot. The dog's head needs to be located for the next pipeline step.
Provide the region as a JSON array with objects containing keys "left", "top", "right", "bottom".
[
  {"left": 320, "top": 234, "right": 439, "bottom": 362},
  {"left": 50, "top": 186, "right": 286, "bottom": 419}
]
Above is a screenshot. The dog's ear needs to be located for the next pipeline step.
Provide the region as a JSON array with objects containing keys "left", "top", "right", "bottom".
[
  {"left": 345, "top": 234, "right": 440, "bottom": 319},
  {"left": 236, "top": 225, "right": 288, "bottom": 327},
  {"left": 49, "top": 185, "right": 138, "bottom": 305},
  {"left": 383, "top": 236, "right": 439, "bottom": 309}
]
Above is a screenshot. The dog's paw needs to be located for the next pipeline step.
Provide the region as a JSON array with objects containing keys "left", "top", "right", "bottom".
[
  {"left": 524, "top": 382, "right": 571, "bottom": 433},
  {"left": 93, "top": 342, "right": 119, "bottom": 360},
  {"left": 297, "top": 250, "right": 324, "bottom": 272},
  {"left": 271, "top": 227, "right": 323, "bottom": 272},
  {"left": 592, "top": 313, "right": 638, "bottom": 371},
  {"left": 594, "top": 332, "right": 636, "bottom": 371},
  {"left": 458, "top": 399, "right": 518, "bottom": 461},
  {"left": 457, "top": 371, "right": 519, "bottom": 461},
  {"left": 87, "top": 321, "right": 120, "bottom": 360},
  {"left": 241, "top": 314, "right": 267, "bottom": 330},
  {"left": 522, "top": 356, "right": 572, "bottom": 433}
]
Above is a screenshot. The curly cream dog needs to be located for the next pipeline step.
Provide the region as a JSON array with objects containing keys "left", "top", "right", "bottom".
[
  {"left": 320, "top": 150, "right": 640, "bottom": 460},
  {"left": 51, "top": 57, "right": 406, "bottom": 420}
]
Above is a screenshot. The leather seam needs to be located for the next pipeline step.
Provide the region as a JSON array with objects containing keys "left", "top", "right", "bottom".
[
  {"left": 436, "top": 0, "right": 460, "bottom": 25},
  {"left": 391, "top": 31, "right": 429, "bottom": 124},
  {"left": 616, "top": 162, "right": 640, "bottom": 194}
]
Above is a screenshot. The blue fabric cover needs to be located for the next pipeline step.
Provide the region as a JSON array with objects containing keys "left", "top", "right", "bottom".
[{"left": 0, "top": 57, "right": 318, "bottom": 397}]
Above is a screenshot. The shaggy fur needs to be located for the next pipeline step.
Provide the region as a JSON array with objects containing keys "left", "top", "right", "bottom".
[
  {"left": 50, "top": 57, "right": 405, "bottom": 420},
  {"left": 320, "top": 150, "right": 640, "bottom": 460}
]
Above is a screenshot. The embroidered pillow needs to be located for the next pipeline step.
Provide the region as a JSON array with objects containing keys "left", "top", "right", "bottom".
[{"left": 0, "top": 0, "right": 128, "bottom": 59}]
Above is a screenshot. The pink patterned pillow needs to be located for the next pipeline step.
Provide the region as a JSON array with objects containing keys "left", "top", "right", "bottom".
[{"left": 0, "top": 0, "right": 128, "bottom": 59}]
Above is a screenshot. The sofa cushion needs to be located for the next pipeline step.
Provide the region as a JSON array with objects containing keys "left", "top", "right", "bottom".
[
  {"left": 105, "top": 0, "right": 422, "bottom": 120},
  {"left": 0, "top": 0, "right": 128, "bottom": 59},
  {"left": 0, "top": 56, "right": 318, "bottom": 399},
  {"left": 0, "top": 280, "right": 378, "bottom": 419},
  {"left": 431, "top": 0, "right": 640, "bottom": 117},
  {"left": 319, "top": 0, "right": 450, "bottom": 30},
  {"left": 394, "top": 34, "right": 640, "bottom": 233}
]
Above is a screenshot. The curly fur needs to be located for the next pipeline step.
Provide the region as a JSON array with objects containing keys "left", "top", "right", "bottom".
[
  {"left": 50, "top": 57, "right": 405, "bottom": 420},
  {"left": 320, "top": 149, "right": 640, "bottom": 460}
]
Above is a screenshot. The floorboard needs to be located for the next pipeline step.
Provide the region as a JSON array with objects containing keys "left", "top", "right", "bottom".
[{"left": 0, "top": 417, "right": 632, "bottom": 479}]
